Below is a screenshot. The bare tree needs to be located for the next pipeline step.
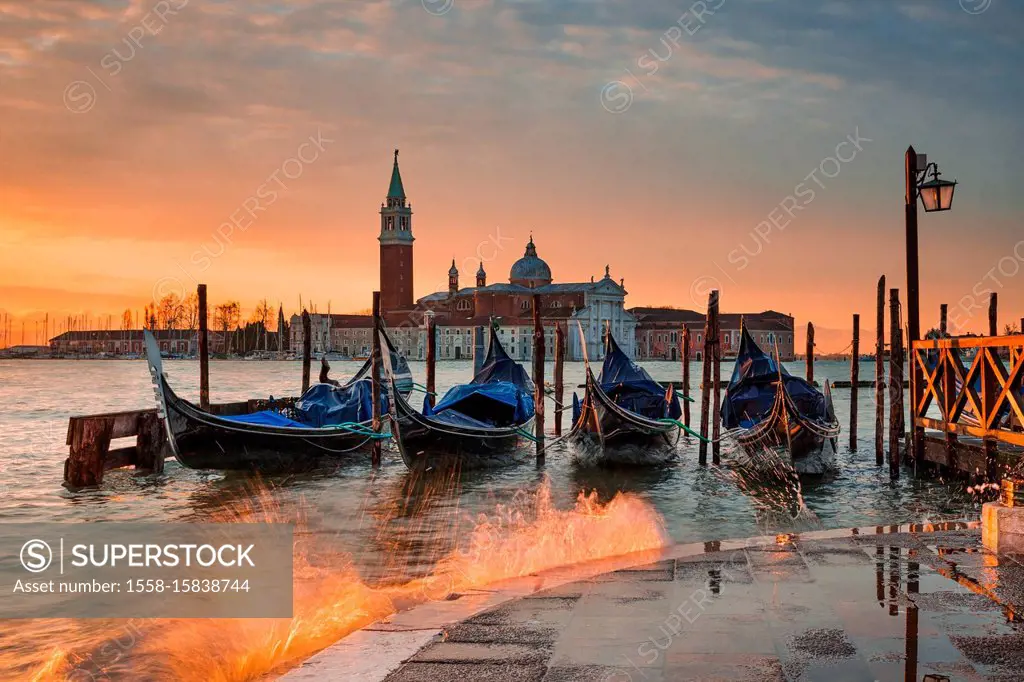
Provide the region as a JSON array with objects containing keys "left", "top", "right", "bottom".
[
  {"left": 252, "top": 299, "right": 272, "bottom": 351},
  {"left": 156, "top": 293, "right": 185, "bottom": 330},
  {"left": 181, "top": 293, "right": 199, "bottom": 330},
  {"left": 121, "top": 309, "right": 133, "bottom": 331},
  {"left": 213, "top": 301, "right": 241, "bottom": 354}
]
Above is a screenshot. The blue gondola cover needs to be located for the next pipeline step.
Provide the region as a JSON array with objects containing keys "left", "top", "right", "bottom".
[
  {"left": 599, "top": 334, "right": 681, "bottom": 420},
  {"left": 429, "top": 332, "right": 535, "bottom": 427},
  {"left": 722, "top": 327, "right": 826, "bottom": 429}
]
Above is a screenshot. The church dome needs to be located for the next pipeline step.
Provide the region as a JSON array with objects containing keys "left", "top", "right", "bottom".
[{"left": 509, "top": 236, "right": 552, "bottom": 287}]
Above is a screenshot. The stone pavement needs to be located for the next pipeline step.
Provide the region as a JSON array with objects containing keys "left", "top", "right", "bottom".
[{"left": 286, "top": 523, "right": 1024, "bottom": 682}]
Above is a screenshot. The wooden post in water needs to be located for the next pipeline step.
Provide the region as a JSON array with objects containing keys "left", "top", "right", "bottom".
[
  {"left": 135, "top": 411, "right": 165, "bottom": 474},
  {"left": 875, "top": 275, "right": 886, "bottom": 466},
  {"left": 197, "top": 284, "right": 210, "bottom": 410},
  {"left": 425, "top": 313, "right": 436, "bottom": 408},
  {"left": 553, "top": 323, "right": 565, "bottom": 436},
  {"left": 371, "top": 292, "right": 382, "bottom": 467},
  {"left": 806, "top": 322, "right": 815, "bottom": 385},
  {"left": 889, "top": 288, "right": 902, "bottom": 480},
  {"left": 698, "top": 291, "right": 716, "bottom": 465},
  {"left": 472, "top": 326, "right": 486, "bottom": 375},
  {"left": 711, "top": 296, "right": 721, "bottom": 464},
  {"left": 65, "top": 419, "right": 112, "bottom": 488},
  {"left": 301, "top": 310, "right": 311, "bottom": 394},
  {"left": 850, "top": 313, "right": 859, "bottom": 451},
  {"left": 681, "top": 326, "right": 691, "bottom": 427},
  {"left": 989, "top": 293, "right": 998, "bottom": 336},
  {"left": 940, "top": 304, "right": 948, "bottom": 336},
  {"left": 532, "top": 294, "right": 545, "bottom": 460}
]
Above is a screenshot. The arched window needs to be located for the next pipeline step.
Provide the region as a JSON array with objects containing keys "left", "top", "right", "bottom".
[
  {"left": 550, "top": 300, "right": 561, "bottom": 309},
  {"left": 520, "top": 300, "right": 530, "bottom": 310},
  {"left": 457, "top": 299, "right": 471, "bottom": 311}
]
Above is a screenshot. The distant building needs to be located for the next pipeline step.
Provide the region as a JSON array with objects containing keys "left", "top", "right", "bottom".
[
  {"left": 49, "top": 329, "right": 224, "bottom": 357},
  {"left": 0, "top": 345, "right": 51, "bottom": 358},
  {"left": 631, "top": 308, "right": 796, "bottom": 361},
  {"left": 412, "top": 241, "right": 635, "bottom": 361},
  {"left": 289, "top": 314, "right": 375, "bottom": 357}
]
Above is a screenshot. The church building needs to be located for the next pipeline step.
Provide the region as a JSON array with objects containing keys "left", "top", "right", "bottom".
[
  {"left": 381, "top": 151, "right": 634, "bottom": 361},
  {"left": 293, "top": 150, "right": 635, "bottom": 361}
]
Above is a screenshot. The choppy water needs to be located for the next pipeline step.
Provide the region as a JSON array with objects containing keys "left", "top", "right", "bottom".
[
  {"left": 0, "top": 357, "right": 973, "bottom": 578},
  {"left": 0, "top": 358, "right": 982, "bottom": 679}
]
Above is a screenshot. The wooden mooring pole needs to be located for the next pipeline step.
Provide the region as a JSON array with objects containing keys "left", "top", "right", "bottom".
[
  {"left": 711, "top": 296, "right": 721, "bottom": 465},
  {"left": 698, "top": 291, "right": 716, "bottom": 465},
  {"left": 682, "top": 326, "right": 691, "bottom": 427},
  {"left": 553, "top": 322, "right": 565, "bottom": 437},
  {"left": 875, "top": 275, "right": 886, "bottom": 466},
  {"left": 135, "top": 411, "right": 165, "bottom": 474},
  {"left": 425, "top": 313, "right": 436, "bottom": 408},
  {"left": 65, "top": 419, "right": 112, "bottom": 488},
  {"left": 806, "top": 322, "right": 815, "bottom": 384},
  {"left": 301, "top": 310, "right": 311, "bottom": 394},
  {"left": 940, "top": 303, "right": 948, "bottom": 336},
  {"left": 850, "top": 313, "right": 859, "bottom": 451},
  {"left": 989, "top": 292, "right": 998, "bottom": 336},
  {"left": 532, "top": 294, "right": 546, "bottom": 460},
  {"left": 371, "top": 292, "right": 382, "bottom": 467},
  {"left": 889, "top": 288, "right": 902, "bottom": 480},
  {"left": 198, "top": 284, "right": 210, "bottom": 410}
]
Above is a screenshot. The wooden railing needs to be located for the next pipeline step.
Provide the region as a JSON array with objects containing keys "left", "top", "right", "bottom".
[{"left": 911, "top": 335, "right": 1024, "bottom": 453}]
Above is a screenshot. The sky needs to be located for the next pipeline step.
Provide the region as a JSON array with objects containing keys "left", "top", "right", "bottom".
[{"left": 1, "top": 0, "right": 1022, "bottom": 351}]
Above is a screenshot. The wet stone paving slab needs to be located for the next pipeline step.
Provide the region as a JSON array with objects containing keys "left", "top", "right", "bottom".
[{"left": 380, "top": 526, "right": 1024, "bottom": 681}]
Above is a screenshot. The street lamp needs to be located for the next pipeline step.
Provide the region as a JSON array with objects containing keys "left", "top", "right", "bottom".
[
  {"left": 918, "top": 165, "right": 957, "bottom": 213},
  {"left": 904, "top": 146, "right": 957, "bottom": 468}
]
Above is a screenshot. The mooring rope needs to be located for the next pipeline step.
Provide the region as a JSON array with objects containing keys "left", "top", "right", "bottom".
[{"left": 656, "top": 418, "right": 712, "bottom": 443}]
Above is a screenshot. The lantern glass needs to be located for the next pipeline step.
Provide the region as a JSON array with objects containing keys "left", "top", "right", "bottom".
[{"left": 919, "top": 178, "right": 956, "bottom": 212}]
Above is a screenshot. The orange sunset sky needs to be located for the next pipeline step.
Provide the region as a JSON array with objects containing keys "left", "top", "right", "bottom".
[{"left": 1, "top": 0, "right": 1022, "bottom": 351}]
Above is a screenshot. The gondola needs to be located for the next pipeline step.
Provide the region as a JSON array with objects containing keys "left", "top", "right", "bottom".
[
  {"left": 722, "top": 327, "right": 839, "bottom": 475},
  {"left": 381, "top": 327, "right": 535, "bottom": 470},
  {"left": 144, "top": 328, "right": 412, "bottom": 472},
  {"left": 568, "top": 327, "right": 686, "bottom": 465}
]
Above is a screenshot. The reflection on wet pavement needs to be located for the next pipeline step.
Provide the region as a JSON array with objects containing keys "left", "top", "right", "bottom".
[{"left": 378, "top": 523, "right": 1024, "bottom": 681}]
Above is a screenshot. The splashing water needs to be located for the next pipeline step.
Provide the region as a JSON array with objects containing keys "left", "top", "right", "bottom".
[
  {"left": 10, "top": 478, "right": 666, "bottom": 681},
  {"left": 714, "top": 435, "right": 823, "bottom": 532}
]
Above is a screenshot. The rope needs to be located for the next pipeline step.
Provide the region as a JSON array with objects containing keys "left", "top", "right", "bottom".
[
  {"left": 513, "top": 427, "right": 541, "bottom": 443},
  {"left": 321, "top": 421, "right": 391, "bottom": 439},
  {"left": 656, "top": 418, "right": 711, "bottom": 443},
  {"left": 301, "top": 435, "right": 377, "bottom": 452},
  {"left": 409, "top": 383, "right": 436, "bottom": 395}
]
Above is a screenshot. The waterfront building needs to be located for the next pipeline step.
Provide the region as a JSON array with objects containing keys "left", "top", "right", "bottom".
[
  {"left": 631, "top": 308, "right": 796, "bottom": 361},
  {"left": 48, "top": 329, "right": 224, "bottom": 357}
]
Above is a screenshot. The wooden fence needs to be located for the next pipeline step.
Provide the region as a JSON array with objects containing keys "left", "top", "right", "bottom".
[{"left": 911, "top": 334, "right": 1024, "bottom": 478}]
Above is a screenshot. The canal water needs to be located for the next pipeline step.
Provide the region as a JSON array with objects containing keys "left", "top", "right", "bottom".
[{"left": 0, "top": 358, "right": 977, "bottom": 679}]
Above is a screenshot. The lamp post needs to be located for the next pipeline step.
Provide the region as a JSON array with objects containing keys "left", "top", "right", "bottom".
[{"left": 905, "top": 145, "right": 957, "bottom": 466}]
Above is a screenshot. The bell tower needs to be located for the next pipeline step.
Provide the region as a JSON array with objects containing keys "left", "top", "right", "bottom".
[{"left": 379, "top": 149, "right": 414, "bottom": 312}]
